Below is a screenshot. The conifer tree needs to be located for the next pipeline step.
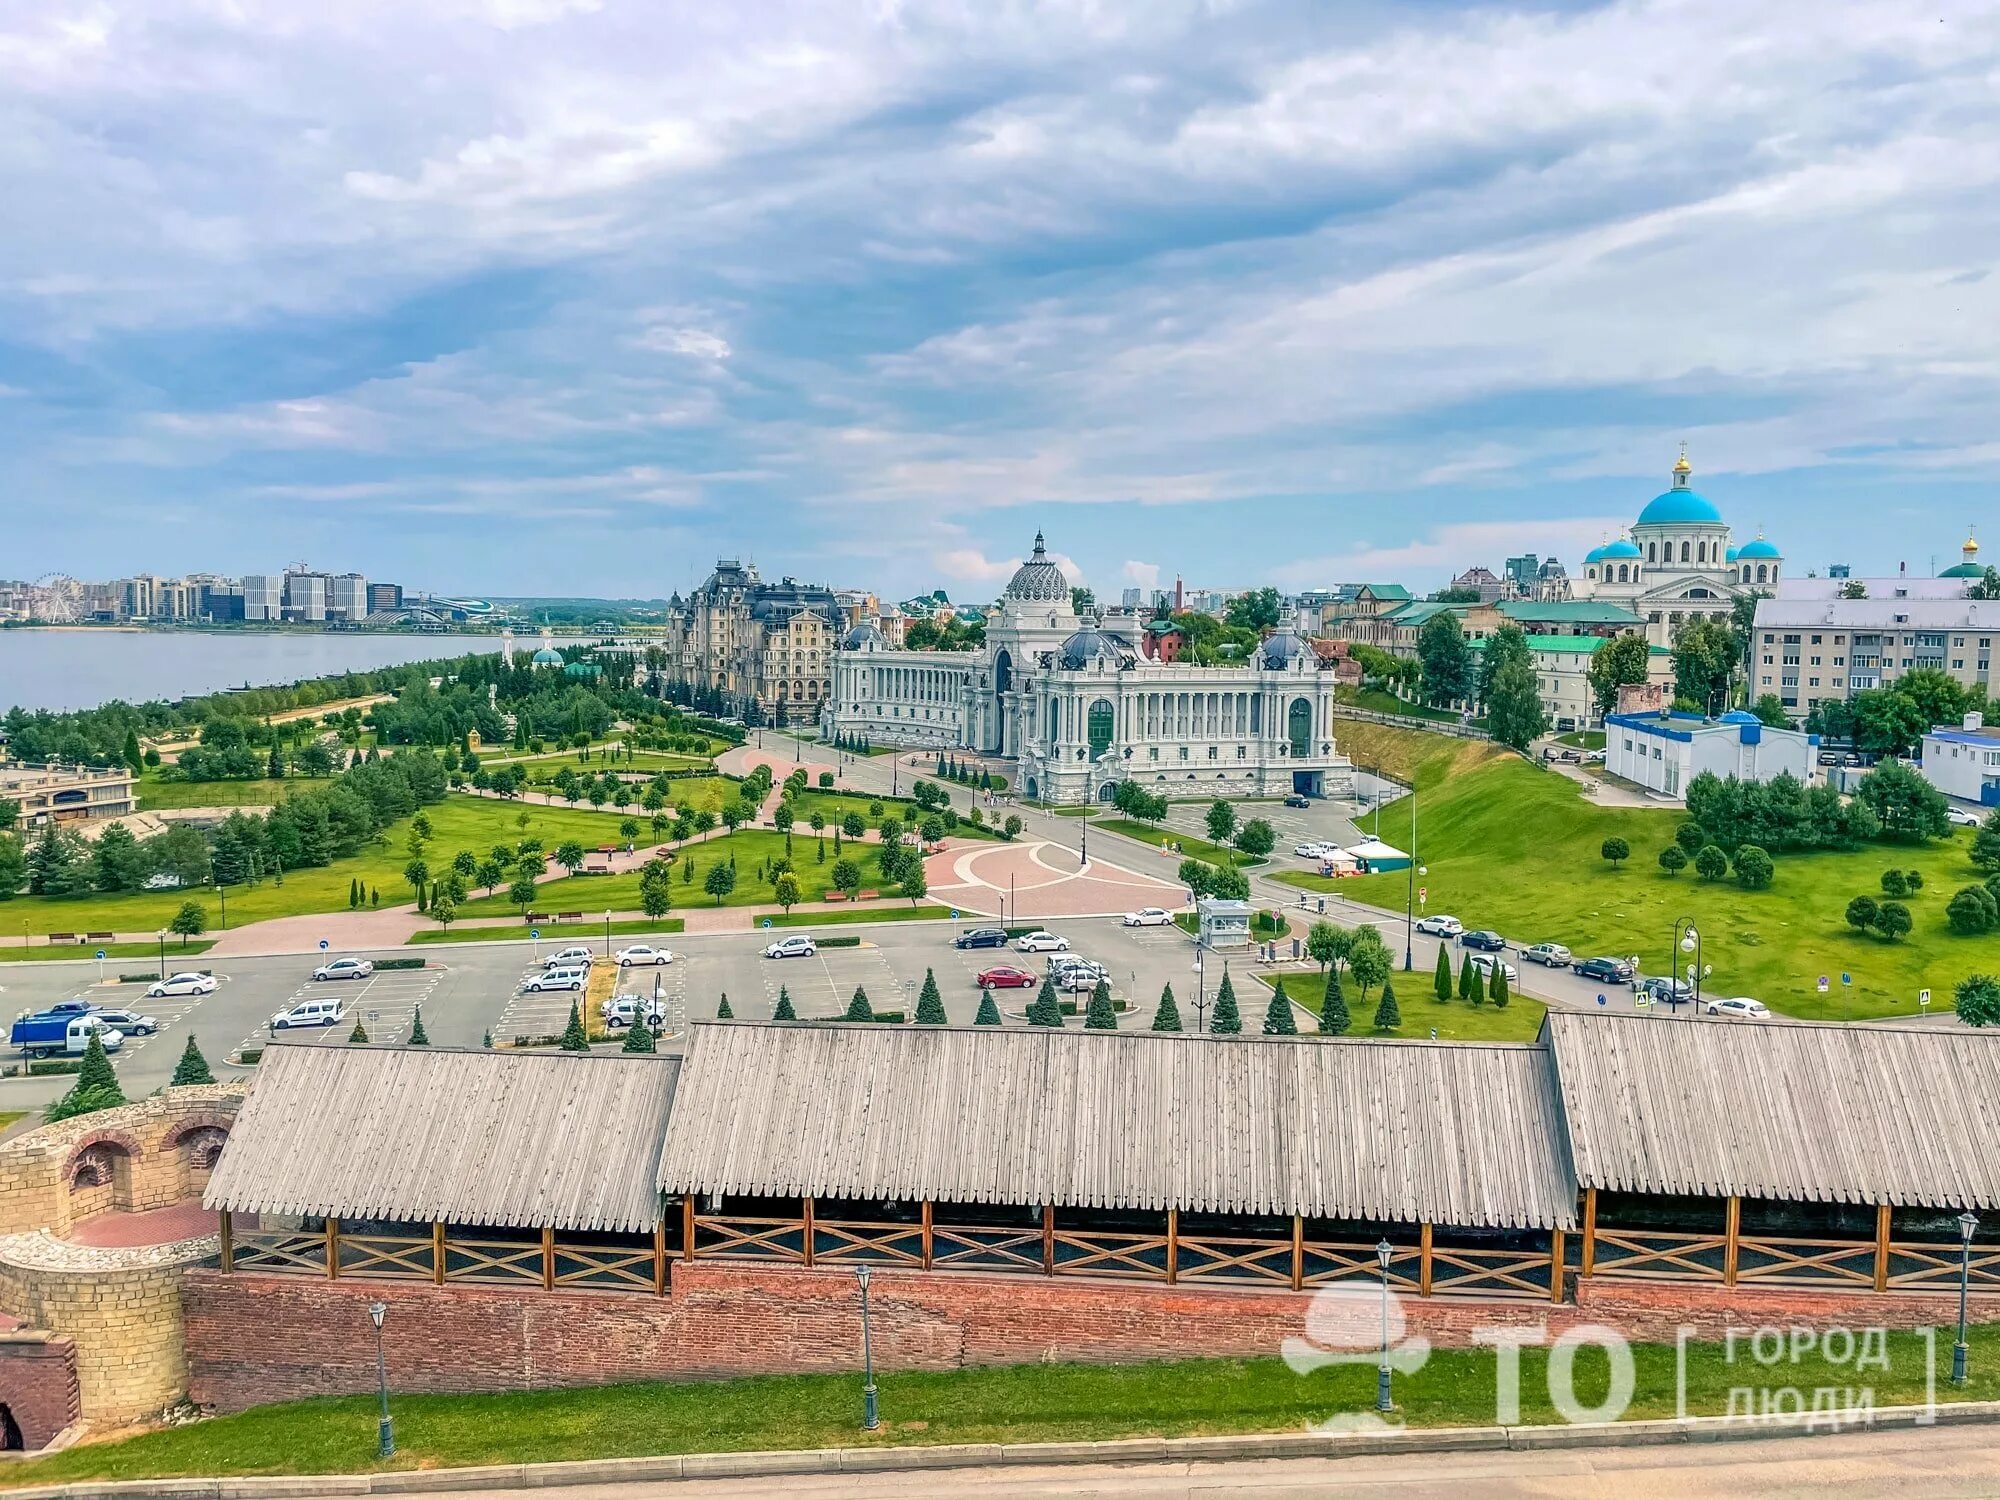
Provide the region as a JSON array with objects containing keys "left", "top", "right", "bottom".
[
  {"left": 843, "top": 985, "right": 874, "bottom": 1022},
  {"left": 1209, "top": 971, "right": 1242, "bottom": 1034},
  {"left": 1084, "top": 978, "right": 1118, "bottom": 1030},
  {"left": 560, "top": 999, "right": 590, "bottom": 1050},
  {"left": 1027, "top": 973, "right": 1063, "bottom": 1027},
  {"left": 915, "top": 969, "right": 947, "bottom": 1025},
  {"left": 1489, "top": 964, "right": 1510, "bottom": 1009},
  {"left": 1457, "top": 954, "right": 1477, "bottom": 1002},
  {"left": 1374, "top": 975, "right": 1401, "bottom": 1031},
  {"left": 47, "top": 1031, "right": 127, "bottom": 1122},
  {"left": 408, "top": 1005, "right": 430, "bottom": 1045},
  {"left": 718, "top": 993, "right": 734, "bottom": 1019},
  {"left": 1434, "top": 946, "right": 1454, "bottom": 1002},
  {"left": 348, "top": 1017, "right": 369, "bottom": 1043},
  {"left": 974, "top": 990, "right": 1003, "bottom": 1026},
  {"left": 1150, "top": 982, "right": 1182, "bottom": 1033},
  {"left": 1320, "top": 967, "right": 1350, "bottom": 1035},
  {"left": 1467, "top": 962, "right": 1487, "bottom": 1006},
  {"left": 170, "top": 1033, "right": 215, "bottom": 1087},
  {"left": 1263, "top": 977, "right": 1298, "bottom": 1035},
  {"left": 622, "top": 1015, "right": 656, "bottom": 1053},
  {"left": 773, "top": 986, "right": 797, "bottom": 1021}
]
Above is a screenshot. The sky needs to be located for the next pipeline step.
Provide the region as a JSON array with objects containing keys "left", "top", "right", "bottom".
[{"left": 3, "top": 0, "right": 1997, "bottom": 601}]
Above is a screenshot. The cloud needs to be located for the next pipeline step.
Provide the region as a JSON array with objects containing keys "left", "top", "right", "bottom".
[
  {"left": 1272, "top": 516, "right": 1632, "bottom": 590},
  {"left": 1121, "top": 559, "right": 1160, "bottom": 591}
]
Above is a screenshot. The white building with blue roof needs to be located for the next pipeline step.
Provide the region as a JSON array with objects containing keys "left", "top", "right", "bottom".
[
  {"left": 1574, "top": 449, "right": 1781, "bottom": 646},
  {"left": 1605, "top": 707, "right": 1817, "bottom": 800}
]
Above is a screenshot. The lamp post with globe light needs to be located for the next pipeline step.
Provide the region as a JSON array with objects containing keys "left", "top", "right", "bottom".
[
  {"left": 1955, "top": 1211, "right": 1980, "bottom": 1385},
  {"left": 367, "top": 1301, "right": 394, "bottom": 1457},
  {"left": 1375, "top": 1239, "right": 1395, "bottom": 1413}
]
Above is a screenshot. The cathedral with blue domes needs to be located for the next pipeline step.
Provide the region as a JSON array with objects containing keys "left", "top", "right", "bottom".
[{"left": 1573, "top": 449, "right": 1781, "bottom": 646}]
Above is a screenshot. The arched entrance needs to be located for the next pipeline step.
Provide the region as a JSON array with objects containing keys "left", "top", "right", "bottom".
[
  {"left": 1087, "top": 698, "right": 1114, "bottom": 759},
  {"left": 991, "top": 649, "right": 1014, "bottom": 755},
  {"left": 1287, "top": 698, "right": 1313, "bottom": 757},
  {"left": 0, "top": 1404, "right": 22, "bottom": 1451},
  {"left": 1096, "top": 781, "right": 1118, "bottom": 804}
]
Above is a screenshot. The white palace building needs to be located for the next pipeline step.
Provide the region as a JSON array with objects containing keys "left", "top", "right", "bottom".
[{"left": 824, "top": 533, "right": 1355, "bottom": 805}]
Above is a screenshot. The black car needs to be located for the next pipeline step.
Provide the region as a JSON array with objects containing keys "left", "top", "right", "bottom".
[
  {"left": 1282, "top": 793, "right": 1311, "bottom": 808},
  {"left": 1573, "top": 956, "right": 1635, "bottom": 983},
  {"left": 1459, "top": 930, "right": 1508, "bottom": 952},
  {"left": 954, "top": 927, "right": 1008, "bottom": 949}
]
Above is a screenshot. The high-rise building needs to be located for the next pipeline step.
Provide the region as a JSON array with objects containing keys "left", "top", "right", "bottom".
[
  {"left": 282, "top": 570, "right": 330, "bottom": 621},
  {"left": 367, "top": 582, "right": 404, "bottom": 613},
  {"left": 241, "top": 575, "right": 281, "bottom": 621},
  {"left": 328, "top": 573, "right": 370, "bottom": 621}
]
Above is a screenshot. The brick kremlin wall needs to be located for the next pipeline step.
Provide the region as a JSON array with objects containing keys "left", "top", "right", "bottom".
[{"left": 183, "top": 1260, "right": 2000, "bottom": 1413}]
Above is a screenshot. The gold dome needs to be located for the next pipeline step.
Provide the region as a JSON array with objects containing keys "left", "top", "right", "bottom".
[
  {"left": 1965, "top": 528, "right": 1979, "bottom": 558},
  {"left": 1672, "top": 442, "right": 1692, "bottom": 477}
]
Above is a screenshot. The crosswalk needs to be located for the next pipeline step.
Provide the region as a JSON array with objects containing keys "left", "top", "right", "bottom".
[{"left": 235, "top": 966, "right": 445, "bottom": 1054}]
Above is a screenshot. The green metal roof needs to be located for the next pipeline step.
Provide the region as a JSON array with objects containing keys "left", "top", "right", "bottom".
[
  {"left": 1497, "top": 600, "right": 1646, "bottom": 626},
  {"left": 1359, "top": 583, "right": 1411, "bottom": 600},
  {"left": 1470, "top": 634, "right": 1668, "bottom": 655}
]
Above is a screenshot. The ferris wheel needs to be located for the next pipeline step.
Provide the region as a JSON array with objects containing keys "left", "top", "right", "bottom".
[{"left": 29, "top": 574, "right": 82, "bottom": 622}]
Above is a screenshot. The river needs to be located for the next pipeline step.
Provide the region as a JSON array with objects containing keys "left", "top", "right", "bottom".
[{"left": 0, "top": 630, "right": 512, "bottom": 713}]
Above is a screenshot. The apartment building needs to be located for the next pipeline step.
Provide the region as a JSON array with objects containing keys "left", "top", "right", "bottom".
[{"left": 1750, "top": 597, "right": 2000, "bottom": 718}]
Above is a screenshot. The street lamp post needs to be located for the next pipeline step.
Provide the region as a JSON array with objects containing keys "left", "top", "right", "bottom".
[
  {"left": 855, "top": 1265, "right": 880, "bottom": 1429},
  {"left": 368, "top": 1300, "right": 394, "bottom": 1457},
  {"left": 1955, "top": 1211, "right": 1979, "bottom": 1386},
  {"left": 156, "top": 930, "right": 167, "bottom": 980},
  {"left": 1375, "top": 1239, "right": 1394, "bottom": 1413},
  {"left": 1402, "top": 783, "right": 1419, "bottom": 970},
  {"left": 1193, "top": 939, "right": 1209, "bottom": 1034},
  {"left": 603, "top": 909, "right": 613, "bottom": 959},
  {"left": 214, "top": 880, "right": 227, "bottom": 930},
  {"left": 1673, "top": 918, "right": 1703, "bottom": 1018},
  {"left": 1079, "top": 798, "right": 1089, "bottom": 870}
]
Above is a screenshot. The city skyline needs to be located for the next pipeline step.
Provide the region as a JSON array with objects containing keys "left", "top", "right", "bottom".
[{"left": 4, "top": 2, "right": 1996, "bottom": 597}]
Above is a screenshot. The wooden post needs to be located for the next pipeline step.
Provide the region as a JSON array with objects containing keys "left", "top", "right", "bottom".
[
  {"left": 1723, "top": 1196, "right": 1740, "bottom": 1286},
  {"left": 1041, "top": 1205, "right": 1055, "bottom": 1275},
  {"left": 432, "top": 1221, "right": 445, "bottom": 1286},
  {"left": 1581, "top": 1188, "right": 1597, "bottom": 1278},
  {"left": 682, "top": 1195, "right": 696, "bottom": 1261},
  {"left": 802, "top": 1197, "right": 815, "bottom": 1268},
  {"left": 541, "top": 1225, "right": 556, "bottom": 1290},
  {"left": 653, "top": 1222, "right": 668, "bottom": 1295},
  {"left": 219, "top": 1209, "right": 234, "bottom": 1273},
  {"left": 1419, "top": 1223, "right": 1432, "bottom": 1297},
  {"left": 1165, "top": 1208, "right": 1178, "bottom": 1285},
  {"left": 1550, "top": 1228, "right": 1566, "bottom": 1303},
  {"left": 1874, "top": 1203, "right": 1892, "bottom": 1293},
  {"left": 325, "top": 1217, "right": 339, "bottom": 1280},
  {"left": 920, "top": 1200, "right": 933, "bottom": 1272},
  {"left": 1291, "top": 1215, "right": 1305, "bottom": 1291}
]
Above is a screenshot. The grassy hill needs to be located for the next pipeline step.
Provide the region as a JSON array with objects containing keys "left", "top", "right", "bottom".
[{"left": 1284, "top": 725, "right": 1997, "bottom": 1021}]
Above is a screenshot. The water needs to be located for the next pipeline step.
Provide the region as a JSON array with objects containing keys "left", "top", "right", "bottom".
[{"left": 0, "top": 630, "right": 512, "bottom": 712}]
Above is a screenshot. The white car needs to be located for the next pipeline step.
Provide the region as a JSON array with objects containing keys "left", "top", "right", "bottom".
[
  {"left": 313, "top": 958, "right": 374, "bottom": 982},
  {"left": 522, "top": 967, "right": 587, "bottom": 993},
  {"left": 1056, "top": 963, "right": 1109, "bottom": 993},
  {"left": 1014, "top": 930, "right": 1069, "bottom": 953},
  {"left": 1122, "top": 908, "right": 1173, "bottom": 927},
  {"left": 614, "top": 944, "right": 674, "bottom": 968},
  {"left": 1947, "top": 807, "right": 1983, "bottom": 828},
  {"left": 603, "top": 994, "right": 669, "bottom": 1029},
  {"left": 1414, "top": 915, "right": 1463, "bottom": 938},
  {"left": 1706, "top": 997, "right": 1772, "bottom": 1020},
  {"left": 1521, "top": 943, "right": 1572, "bottom": 968},
  {"left": 1293, "top": 841, "right": 1337, "bottom": 859},
  {"left": 765, "top": 935, "right": 817, "bottom": 959},
  {"left": 146, "top": 972, "right": 217, "bottom": 999},
  {"left": 542, "top": 946, "right": 595, "bottom": 969},
  {"left": 1468, "top": 952, "right": 1518, "bottom": 983},
  {"left": 90, "top": 1008, "right": 160, "bottom": 1036},
  {"left": 271, "top": 997, "right": 344, "bottom": 1031}
]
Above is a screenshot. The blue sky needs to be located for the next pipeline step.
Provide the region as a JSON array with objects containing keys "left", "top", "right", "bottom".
[{"left": 3, "top": 0, "right": 1996, "bottom": 600}]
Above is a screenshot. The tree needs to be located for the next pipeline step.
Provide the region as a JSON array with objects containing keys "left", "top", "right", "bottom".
[
  {"left": 1085, "top": 978, "right": 1119, "bottom": 1030},
  {"left": 1955, "top": 974, "right": 2000, "bottom": 1028},
  {"left": 1208, "top": 863, "right": 1252, "bottom": 902},
  {"left": 1465, "top": 958, "right": 1486, "bottom": 1006},
  {"left": 1224, "top": 586, "right": 1283, "bottom": 632},
  {"left": 1319, "top": 967, "right": 1350, "bottom": 1035},
  {"left": 915, "top": 969, "right": 947, "bottom": 1025},
  {"left": 45, "top": 1032, "right": 126, "bottom": 1122},
  {"left": 1306, "top": 920, "right": 1345, "bottom": 972},
  {"left": 1433, "top": 946, "right": 1453, "bottom": 1002},
  {"left": 1178, "top": 858, "right": 1215, "bottom": 898},
  {"left": 773, "top": 871, "right": 801, "bottom": 913},
  {"left": 429, "top": 895, "right": 457, "bottom": 933},
  {"left": 1209, "top": 972, "right": 1242, "bottom": 1034},
  {"left": 1750, "top": 694, "right": 1792, "bottom": 728},
  {"left": 1880, "top": 868, "right": 1910, "bottom": 898},
  {"left": 1150, "top": 983, "right": 1182, "bottom": 1033},
  {"left": 90, "top": 822, "right": 147, "bottom": 893},
  {"left": 1488, "top": 962, "right": 1510, "bottom": 1009},
  {"left": 408, "top": 1005, "right": 430, "bottom": 1045},
  {"left": 1972, "top": 812, "right": 2000, "bottom": 874},
  {"left": 831, "top": 858, "right": 862, "bottom": 899},
  {"left": 1588, "top": 634, "right": 1658, "bottom": 714},
  {"left": 1003, "top": 814, "right": 1024, "bottom": 841},
  {"left": 1254, "top": 978, "right": 1296, "bottom": 1035},
  {"left": 841, "top": 812, "right": 865, "bottom": 839},
  {"left": 1478, "top": 623, "right": 1532, "bottom": 708},
  {"left": 974, "top": 990, "right": 1003, "bottom": 1026},
  {"left": 1373, "top": 975, "right": 1401, "bottom": 1031},
  {"left": 1486, "top": 651, "right": 1549, "bottom": 752},
  {"left": 1871, "top": 901, "right": 1912, "bottom": 942},
  {"left": 718, "top": 994, "right": 735, "bottom": 1019},
  {"left": 1672, "top": 617, "right": 1738, "bottom": 714},
  {"left": 1732, "top": 844, "right": 1775, "bottom": 890},
  {"left": 1855, "top": 760, "right": 1950, "bottom": 841},
  {"left": 622, "top": 1014, "right": 656, "bottom": 1053},
  {"left": 1675, "top": 820, "right": 1708, "bottom": 857},
  {"left": 560, "top": 999, "right": 590, "bottom": 1050},
  {"left": 508, "top": 871, "right": 540, "bottom": 915},
  {"left": 170, "top": 1033, "right": 215, "bottom": 1086},
  {"left": 1457, "top": 954, "right": 1477, "bottom": 1001},
  {"left": 1948, "top": 885, "right": 2000, "bottom": 936},
  {"left": 169, "top": 900, "right": 208, "bottom": 947},
  {"left": 1600, "top": 837, "right": 1630, "bottom": 869},
  {"left": 348, "top": 1017, "right": 370, "bottom": 1043},
  {"left": 773, "top": 986, "right": 797, "bottom": 1022},
  {"left": 1234, "top": 819, "right": 1275, "bottom": 858},
  {"left": 1416, "top": 612, "right": 1475, "bottom": 706},
  {"left": 1849, "top": 688, "right": 1930, "bottom": 758},
  {"left": 704, "top": 862, "right": 737, "bottom": 904},
  {"left": 1027, "top": 974, "right": 1063, "bottom": 1027},
  {"left": 554, "top": 840, "right": 587, "bottom": 874},
  {"left": 1694, "top": 844, "right": 1729, "bottom": 881},
  {"left": 1205, "top": 801, "right": 1237, "bottom": 844},
  {"left": 1844, "top": 894, "right": 1879, "bottom": 932},
  {"left": 1658, "top": 846, "right": 1688, "bottom": 876},
  {"left": 899, "top": 864, "right": 929, "bottom": 905}
]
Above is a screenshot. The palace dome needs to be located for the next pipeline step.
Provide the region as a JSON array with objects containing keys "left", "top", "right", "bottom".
[
  {"left": 1004, "top": 531, "right": 1069, "bottom": 603},
  {"left": 1254, "top": 630, "right": 1312, "bottom": 669},
  {"left": 1055, "top": 627, "right": 1126, "bottom": 670},
  {"left": 839, "top": 622, "right": 887, "bottom": 651}
]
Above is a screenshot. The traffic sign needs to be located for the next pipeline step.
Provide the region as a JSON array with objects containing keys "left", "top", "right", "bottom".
[
  {"left": 529, "top": 928, "right": 540, "bottom": 940},
  {"left": 1841, "top": 972, "right": 1852, "bottom": 988},
  {"left": 1596, "top": 993, "right": 1607, "bottom": 1007},
  {"left": 1817, "top": 975, "right": 1830, "bottom": 994},
  {"left": 950, "top": 909, "right": 959, "bottom": 921},
  {"left": 1920, "top": 988, "right": 1933, "bottom": 1008},
  {"left": 319, "top": 939, "right": 329, "bottom": 951},
  {"left": 1419, "top": 886, "right": 1428, "bottom": 901},
  {"left": 763, "top": 918, "right": 773, "bottom": 929}
]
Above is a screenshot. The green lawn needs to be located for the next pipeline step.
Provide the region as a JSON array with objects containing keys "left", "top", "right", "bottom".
[
  {"left": 1555, "top": 730, "right": 1608, "bottom": 750},
  {"left": 532, "top": 774, "right": 743, "bottom": 819},
  {"left": 454, "top": 828, "right": 909, "bottom": 917},
  {"left": 786, "top": 789, "right": 1003, "bottom": 841},
  {"left": 13, "top": 1326, "right": 2000, "bottom": 1486},
  {"left": 407, "top": 918, "right": 686, "bottom": 946},
  {"left": 768, "top": 903, "right": 954, "bottom": 929},
  {"left": 1272, "top": 731, "right": 2000, "bottom": 1021},
  {"left": 1337, "top": 687, "right": 1483, "bottom": 727},
  {"left": 1095, "top": 820, "right": 1261, "bottom": 868},
  {"left": 0, "top": 940, "right": 216, "bottom": 963},
  {"left": 137, "top": 774, "right": 295, "bottom": 810},
  {"left": 0, "top": 796, "right": 664, "bottom": 938},
  {"left": 1247, "top": 968, "right": 1548, "bottom": 1042}
]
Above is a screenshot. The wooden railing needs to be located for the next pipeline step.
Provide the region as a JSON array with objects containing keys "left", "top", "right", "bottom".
[
  {"left": 1734, "top": 1235, "right": 1878, "bottom": 1289},
  {"left": 928, "top": 1223, "right": 1045, "bottom": 1275},
  {"left": 811, "top": 1219, "right": 925, "bottom": 1269},
  {"left": 230, "top": 1229, "right": 325, "bottom": 1275},
  {"left": 1430, "top": 1244, "right": 1555, "bottom": 1299},
  {"left": 1590, "top": 1228, "right": 1727, "bottom": 1282},
  {"left": 1886, "top": 1241, "right": 2000, "bottom": 1293}
]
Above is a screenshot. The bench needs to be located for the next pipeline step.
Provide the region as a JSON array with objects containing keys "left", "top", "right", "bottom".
[
  {"left": 823, "top": 892, "right": 847, "bottom": 902},
  {"left": 86, "top": 932, "right": 115, "bottom": 942},
  {"left": 557, "top": 911, "right": 584, "bottom": 920},
  {"left": 49, "top": 934, "right": 78, "bottom": 944},
  {"left": 857, "top": 890, "right": 880, "bottom": 901}
]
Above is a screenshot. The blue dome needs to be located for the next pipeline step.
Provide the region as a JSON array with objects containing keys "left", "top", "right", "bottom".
[
  {"left": 1725, "top": 545, "right": 1740, "bottom": 562},
  {"left": 530, "top": 647, "right": 564, "bottom": 665},
  {"left": 1598, "top": 538, "right": 1641, "bottom": 559},
  {"left": 1636, "top": 489, "right": 1724, "bottom": 526},
  {"left": 1720, "top": 709, "right": 1759, "bottom": 725},
  {"left": 1736, "top": 538, "right": 1780, "bottom": 559}
]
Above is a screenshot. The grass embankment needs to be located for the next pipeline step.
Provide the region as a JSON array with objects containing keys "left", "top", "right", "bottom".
[
  {"left": 0, "top": 940, "right": 216, "bottom": 963},
  {"left": 1336, "top": 687, "right": 1483, "bottom": 727},
  {"left": 137, "top": 773, "right": 293, "bottom": 810},
  {"left": 1095, "top": 821, "right": 1261, "bottom": 868},
  {"left": 1274, "top": 725, "right": 1999, "bottom": 1021},
  {"left": 1555, "top": 730, "right": 1608, "bottom": 750},
  {"left": 454, "top": 828, "right": 908, "bottom": 918},
  {"left": 1, "top": 797, "right": 664, "bottom": 938},
  {"left": 407, "top": 919, "right": 687, "bottom": 947},
  {"left": 14, "top": 1327, "right": 2000, "bottom": 1486},
  {"left": 1247, "top": 968, "right": 1548, "bottom": 1043}
]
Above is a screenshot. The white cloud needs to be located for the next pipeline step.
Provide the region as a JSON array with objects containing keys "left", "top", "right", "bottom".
[
  {"left": 1272, "top": 516, "right": 1632, "bottom": 590},
  {"left": 1121, "top": 559, "right": 1160, "bottom": 591},
  {"left": 631, "top": 324, "right": 732, "bottom": 359}
]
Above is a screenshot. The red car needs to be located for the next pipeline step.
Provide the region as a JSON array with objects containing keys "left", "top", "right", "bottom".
[{"left": 977, "top": 965, "right": 1037, "bottom": 989}]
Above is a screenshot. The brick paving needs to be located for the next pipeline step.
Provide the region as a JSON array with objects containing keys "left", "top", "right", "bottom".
[{"left": 65, "top": 1201, "right": 223, "bottom": 1248}]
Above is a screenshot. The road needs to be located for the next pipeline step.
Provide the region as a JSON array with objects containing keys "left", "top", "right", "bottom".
[{"left": 371, "top": 1422, "right": 2000, "bottom": 1499}]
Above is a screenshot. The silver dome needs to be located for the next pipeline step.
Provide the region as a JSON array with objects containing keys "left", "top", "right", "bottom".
[
  {"left": 1004, "top": 531, "right": 1069, "bottom": 603},
  {"left": 1055, "top": 626, "right": 1128, "bottom": 670},
  {"left": 1254, "top": 630, "right": 1312, "bottom": 669},
  {"left": 840, "top": 622, "right": 887, "bottom": 651}
]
